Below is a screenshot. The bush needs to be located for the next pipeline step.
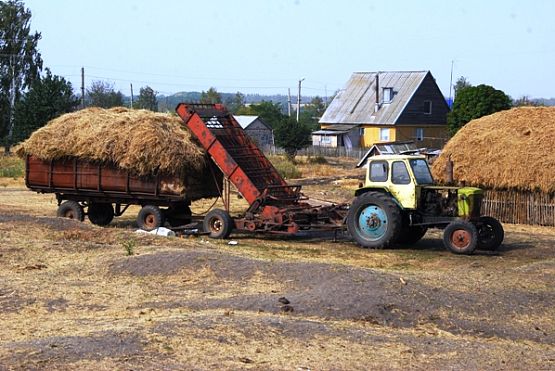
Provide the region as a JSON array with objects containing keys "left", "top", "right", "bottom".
[
  {"left": 0, "top": 155, "right": 24, "bottom": 178},
  {"left": 268, "top": 155, "right": 302, "bottom": 179}
]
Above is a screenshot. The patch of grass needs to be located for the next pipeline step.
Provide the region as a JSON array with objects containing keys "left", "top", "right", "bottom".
[
  {"left": 121, "top": 238, "right": 137, "bottom": 256},
  {"left": 0, "top": 155, "right": 24, "bottom": 178},
  {"left": 307, "top": 155, "right": 328, "bottom": 165},
  {"left": 268, "top": 155, "right": 302, "bottom": 179}
]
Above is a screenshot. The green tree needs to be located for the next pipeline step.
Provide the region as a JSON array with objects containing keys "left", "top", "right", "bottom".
[
  {"left": 135, "top": 86, "right": 158, "bottom": 111},
  {"left": 453, "top": 76, "right": 471, "bottom": 97},
  {"left": 13, "top": 68, "right": 78, "bottom": 143},
  {"left": 0, "top": 0, "right": 43, "bottom": 152},
  {"left": 447, "top": 84, "right": 512, "bottom": 136},
  {"left": 200, "top": 87, "right": 222, "bottom": 104},
  {"left": 225, "top": 91, "right": 245, "bottom": 113},
  {"left": 274, "top": 117, "right": 311, "bottom": 160},
  {"left": 236, "top": 101, "right": 286, "bottom": 128},
  {"left": 87, "top": 80, "right": 124, "bottom": 108},
  {"left": 298, "top": 96, "right": 326, "bottom": 131}
]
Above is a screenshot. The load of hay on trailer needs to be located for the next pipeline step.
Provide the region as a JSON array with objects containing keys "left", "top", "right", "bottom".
[{"left": 16, "top": 107, "right": 222, "bottom": 229}]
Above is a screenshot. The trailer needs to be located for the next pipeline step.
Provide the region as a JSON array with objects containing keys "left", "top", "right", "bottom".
[
  {"left": 175, "top": 103, "right": 347, "bottom": 238},
  {"left": 25, "top": 154, "right": 222, "bottom": 230}
]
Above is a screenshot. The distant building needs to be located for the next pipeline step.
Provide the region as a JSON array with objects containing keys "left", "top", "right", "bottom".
[
  {"left": 316, "top": 71, "right": 449, "bottom": 149},
  {"left": 234, "top": 115, "right": 274, "bottom": 149}
]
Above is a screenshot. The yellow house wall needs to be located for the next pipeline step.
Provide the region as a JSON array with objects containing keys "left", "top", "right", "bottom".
[{"left": 361, "top": 125, "right": 447, "bottom": 148}]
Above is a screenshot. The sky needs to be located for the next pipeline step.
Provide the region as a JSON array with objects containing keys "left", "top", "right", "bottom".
[{"left": 22, "top": 0, "right": 555, "bottom": 99}]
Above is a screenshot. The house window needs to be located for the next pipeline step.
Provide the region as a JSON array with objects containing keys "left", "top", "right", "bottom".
[
  {"left": 379, "top": 128, "right": 390, "bottom": 141},
  {"left": 321, "top": 136, "right": 332, "bottom": 144},
  {"left": 415, "top": 128, "right": 424, "bottom": 141},
  {"left": 383, "top": 87, "right": 393, "bottom": 103},
  {"left": 423, "top": 100, "right": 432, "bottom": 114}
]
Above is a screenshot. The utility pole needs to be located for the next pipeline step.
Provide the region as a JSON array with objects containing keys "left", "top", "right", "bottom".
[
  {"left": 448, "top": 60, "right": 454, "bottom": 108},
  {"left": 297, "top": 78, "right": 304, "bottom": 123},
  {"left": 81, "top": 67, "right": 85, "bottom": 108},
  {"left": 130, "top": 83, "right": 134, "bottom": 108},
  {"left": 287, "top": 88, "right": 292, "bottom": 117}
]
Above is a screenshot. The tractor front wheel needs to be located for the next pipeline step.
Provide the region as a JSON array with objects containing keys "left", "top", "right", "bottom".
[
  {"left": 443, "top": 220, "right": 478, "bottom": 255},
  {"left": 476, "top": 216, "right": 504, "bottom": 251},
  {"left": 347, "top": 192, "right": 402, "bottom": 249}
]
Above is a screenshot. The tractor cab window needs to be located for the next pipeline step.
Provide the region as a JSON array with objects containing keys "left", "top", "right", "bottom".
[
  {"left": 369, "top": 161, "right": 388, "bottom": 182},
  {"left": 409, "top": 159, "right": 434, "bottom": 184},
  {"left": 391, "top": 161, "right": 411, "bottom": 184}
]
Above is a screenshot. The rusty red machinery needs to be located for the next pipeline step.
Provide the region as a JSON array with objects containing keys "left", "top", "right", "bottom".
[{"left": 176, "top": 103, "right": 347, "bottom": 238}]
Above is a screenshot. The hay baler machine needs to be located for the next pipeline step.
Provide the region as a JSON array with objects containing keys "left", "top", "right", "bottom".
[{"left": 176, "top": 103, "right": 347, "bottom": 238}]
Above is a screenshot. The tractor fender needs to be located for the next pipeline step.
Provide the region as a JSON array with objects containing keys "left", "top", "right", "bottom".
[{"left": 353, "top": 187, "right": 404, "bottom": 210}]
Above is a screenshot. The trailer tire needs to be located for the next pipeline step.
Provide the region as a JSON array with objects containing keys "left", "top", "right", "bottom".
[
  {"left": 443, "top": 220, "right": 478, "bottom": 255},
  {"left": 203, "top": 209, "right": 233, "bottom": 239},
  {"left": 347, "top": 191, "right": 402, "bottom": 249},
  {"left": 57, "top": 201, "right": 85, "bottom": 222},
  {"left": 137, "top": 205, "right": 165, "bottom": 231},
  {"left": 88, "top": 203, "right": 114, "bottom": 226},
  {"left": 165, "top": 204, "right": 192, "bottom": 227},
  {"left": 476, "top": 216, "right": 504, "bottom": 251}
]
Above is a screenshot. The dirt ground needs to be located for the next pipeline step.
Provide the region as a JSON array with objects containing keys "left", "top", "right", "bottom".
[{"left": 1, "top": 175, "right": 555, "bottom": 370}]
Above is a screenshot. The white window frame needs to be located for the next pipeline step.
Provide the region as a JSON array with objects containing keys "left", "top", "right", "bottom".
[
  {"left": 383, "top": 87, "right": 393, "bottom": 103},
  {"left": 423, "top": 100, "right": 432, "bottom": 115},
  {"left": 379, "top": 128, "right": 390, "bottom": 142},
  {"left": 415, "top": 128, "right": 424, "bottom": 141}
]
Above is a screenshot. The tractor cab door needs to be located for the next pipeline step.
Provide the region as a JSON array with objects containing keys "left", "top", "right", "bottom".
[{"left": 388, "top": 160, "right": 417, "bottom": 209}]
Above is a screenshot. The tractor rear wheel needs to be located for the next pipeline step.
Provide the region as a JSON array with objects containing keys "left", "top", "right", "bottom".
[
  {"left": 203, "top": 209, "right": 233, "bottom": 239},
  {"left": 137, "top": 205, "right": 165, "bottom": 231},
  {"left": 57, "top": 201, "right": 85, "bottom": 222},
  {"left": 347, "top": 191, "right": 402, "bottom": 249},
  {"left": 443, "top": 220, "right": 478, "bottom": 255},
  {"left": 88, "top": 203, "right": 114, "bottom": 226},
  {"left": 476, "top": 216, "right": 504, "bottom": 251}
]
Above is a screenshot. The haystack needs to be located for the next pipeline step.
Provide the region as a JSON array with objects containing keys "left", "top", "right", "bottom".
[
  {"left": 16, "top": 107, "right": 206, "bottom": 177},
  {"left": 432, "top": 107, "right": 555, "bottom": 193}
]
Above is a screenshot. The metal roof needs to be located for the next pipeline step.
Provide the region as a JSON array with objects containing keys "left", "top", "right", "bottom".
[
  {"left": 319, "top": 71, "right": 429, "bottom": 125},
  {"left": 312, "top": 130, "right": 351, "bottom": 135}
]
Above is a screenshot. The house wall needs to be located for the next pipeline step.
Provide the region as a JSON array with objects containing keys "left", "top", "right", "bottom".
[
  {"left": 396, "top": 73, "right": 450, "bottom": 125},
  {"left": 245, "top": 120, "right": 274, "bottom": 149},
  {"left": 312, "top": 134, "right": 339, "bottom": 147},
  {"left": 395, "top": 125, "right": 448, "bottom": 148}
]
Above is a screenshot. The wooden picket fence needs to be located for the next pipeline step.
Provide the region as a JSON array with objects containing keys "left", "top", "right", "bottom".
[{"left": 482, "top": 189, "right": 555, "bottom": 226}]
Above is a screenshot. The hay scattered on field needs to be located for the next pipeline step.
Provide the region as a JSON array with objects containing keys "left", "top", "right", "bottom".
[
  {"left": 432, "top": 107, "right": 555, "bottom": 193},
  {"left": 15, "top": 107, "right": 205, "bottom": 176}
]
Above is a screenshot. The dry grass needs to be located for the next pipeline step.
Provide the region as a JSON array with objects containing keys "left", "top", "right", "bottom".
[
  {"left": 15, "top": 107, "right": 205, "bottom": 177},
  {"left": 432, "top": 107, "right": 555, "bottom": 192}
]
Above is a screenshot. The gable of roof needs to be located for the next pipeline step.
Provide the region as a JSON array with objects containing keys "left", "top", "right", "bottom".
[
  {"left": 233, "top": 115, "right": 272, "bottom": 131},
  {"left": 320, "top": 71, "right": 432, "bottom": 125}
]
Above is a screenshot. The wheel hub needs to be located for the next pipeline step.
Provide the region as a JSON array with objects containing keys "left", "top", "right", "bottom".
[
  {"left": 451, "top": 229, "right": 471, "bottom": 249},
  {"left": 358, "top": 205, "right": 388, "bottom": 241},
  {"left": 144, "top": 214, "right": 156, "bottom": 228}
]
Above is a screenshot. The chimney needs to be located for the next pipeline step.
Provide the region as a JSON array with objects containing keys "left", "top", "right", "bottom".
[{"left": 374, "top": 72, "right": 380, "bottom": 113}]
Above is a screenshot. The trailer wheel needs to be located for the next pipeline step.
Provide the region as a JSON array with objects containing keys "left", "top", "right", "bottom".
[
  {"left": 396, "top": 226, "right": 428, "bottom": 245},
  {"left": 346, "top": 191, "right": 402, "bottom": 249},
  {"left": 203, "top": 209, "right": 233, "bottom": 239},
  {"left": 88, "top": 203, "right": 114, "bottom": 226},
  {"left": 443, "top": 220, "right": 478, "bottom": 255},
  {"left": 57, "top": 201, "right": 85, "bottom": 222},
  {"left": 476, "top": 216, "right": 504, "bottom": 251},
  {"left": 137, "top": 205, "right": 165, "bottom": 231},
  {"left": 165, "top": 204, "right": 192, "bottom": 227}
]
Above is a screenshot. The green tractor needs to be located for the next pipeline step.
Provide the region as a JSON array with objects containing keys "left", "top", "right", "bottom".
[{"left": 346, "top": 154, "right": 504, "bottom": 254}]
